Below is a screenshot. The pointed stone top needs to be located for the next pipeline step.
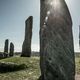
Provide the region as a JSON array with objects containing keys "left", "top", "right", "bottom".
[
  {"left": 25, "top": 16, "right": 33, "bottom": 22},
  {"left": 28, "top": 16, "right": 33, "bottom": 19}
]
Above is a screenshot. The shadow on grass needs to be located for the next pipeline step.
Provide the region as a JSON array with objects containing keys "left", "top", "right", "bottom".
[{"left": 0, "top": 62, "right": 28, "bottom": 73}]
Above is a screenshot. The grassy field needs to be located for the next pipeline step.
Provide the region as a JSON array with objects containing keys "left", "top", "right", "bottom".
[
  {"left": 0, "top": 57, "right": 40, "bottom": 80},
  {"left": 75, "top": 57, "right": 80, "bottom": 74},
  {"left": 0, "top": 56, "right": 79, "bottom": 80}
]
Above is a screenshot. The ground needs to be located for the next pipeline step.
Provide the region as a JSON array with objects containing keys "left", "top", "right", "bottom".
[
  {"left": 0, "top": 57, "right": 40, "bottom": 80},
  {"left": 75, "top": 57, "right": 80, "bottom": 80},
  {"left": 75, "top": 57, "right": 80, "bottom": 74},
  {"left": 0, "top": 56, "right": 79, "bottom": 80}
]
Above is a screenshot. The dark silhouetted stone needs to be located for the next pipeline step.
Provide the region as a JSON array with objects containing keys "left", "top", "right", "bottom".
[
  {"left": 21, "top": 16, "right": 33, "bottom": 57},
  {"left": 0, "top": 53, "right": 4, "bottom": 59},
  {"left": 9, "top": 42, "right": 14, "bottom": 57},
  {"left": 4, "top": 39, "right": 9, "bottom": 53},
  {"left": 40, "top": 0, "right": 75, "bottom": 80},
  {"left": 3, "top": 52, "right": 9, "bottom": 58},
  {"left": 79, "top": 25, "right": 80, "bottom": 48}
]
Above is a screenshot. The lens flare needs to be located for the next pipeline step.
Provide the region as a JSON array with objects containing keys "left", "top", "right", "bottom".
[{"left": 50, "top": 0, "right": 61, "bottom": 9}]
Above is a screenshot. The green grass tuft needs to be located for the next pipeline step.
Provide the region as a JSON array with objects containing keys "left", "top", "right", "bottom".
[
  {"left": 0, "top": 57, "right": 40, "bottom": 80},
  {"left": 75, "top": 57, "right": 80, "bottom": 74}
]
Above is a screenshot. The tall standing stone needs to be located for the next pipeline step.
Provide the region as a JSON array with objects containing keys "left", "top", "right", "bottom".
[
  {"left": 79, "top": 25, "right": 80, "bottom": 48},
  {"left": 9, "top": 42, "right": 14, "bottom": 57},
  {"left": 21, "top": 16, "right": 33, "bottom": 57},
  {"left": 4, "top": 39, "right": 9, "bottom": 53},
  {"left": 40, "top": 0, "right": 75, "bottom": 80}
]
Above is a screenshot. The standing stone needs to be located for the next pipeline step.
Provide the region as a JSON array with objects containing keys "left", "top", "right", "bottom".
[
  {"left": 79, "top": 25, "right": 80, "bottom": 48},
  {"left": 9, "top": 42, "right": 14, "bottom": 57},
  {"left": 21, "top": 16, "right": 33, "bottom": 57},
  {"left": 4, "top": 39, "right": 9, "bottom": 53},
  {"left": 40, "top": 0, "right": 75, "bottom": 80}
]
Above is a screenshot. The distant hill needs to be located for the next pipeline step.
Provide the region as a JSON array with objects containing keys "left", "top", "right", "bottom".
[
  {"left": 32, "top": 51, "right": 39, "bottom": 56},
  {"left": 14, "top": 51, "right": 40, "bottom": 57},
  {"left": 0, "top": 51, "right": 80, "bottom": 57}
]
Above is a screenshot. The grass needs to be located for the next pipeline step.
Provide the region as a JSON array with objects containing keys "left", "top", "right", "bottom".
[
  {"left": 75, "top": 57, "right": 80, "bottom": 74},
  {"left": 0, "top": 56, "right": 79, "bottom": 80},
  {"left": 0, "top": 57, "right": 40, "bottom": 80}
]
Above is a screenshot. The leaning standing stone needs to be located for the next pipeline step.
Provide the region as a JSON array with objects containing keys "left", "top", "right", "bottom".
[
  {"left": 40, "top": 0, "right": 75, "bottom": 80},
  {"left": 21, "top": 16, "right": 33, "bottom": 57},
  {"left": 9, "top": 42, "right": 14, "bottom": 57}
]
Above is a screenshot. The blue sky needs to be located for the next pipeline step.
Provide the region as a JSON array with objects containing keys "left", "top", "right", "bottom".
[{"left": 0, "top": 0, "right": 80, "bottom": 52}]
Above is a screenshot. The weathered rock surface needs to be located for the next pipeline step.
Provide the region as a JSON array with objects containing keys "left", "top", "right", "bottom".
[
  {"left": 0, "top": 52, "right": 9, "bottom": 59},
  {"left": 4, "top": 39, "right": 9, "bottom": 53},
  {"left": 21, "top": 16, "right": 33, "bottom": 57},
  {"left": 3, "top": 52, "right": 9, "bottom": 58},
  {"left": 9, "top": 42, "right": 14, "bottom": 57},
  {"left": 40, "top": 0, "right": 75, "bottom": 80},
  {"left": 79, "top": 25, "right": 80, "bottom": 48},
  {"left": 0, "top": 53, "right": 4, "bottom": 59}
]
